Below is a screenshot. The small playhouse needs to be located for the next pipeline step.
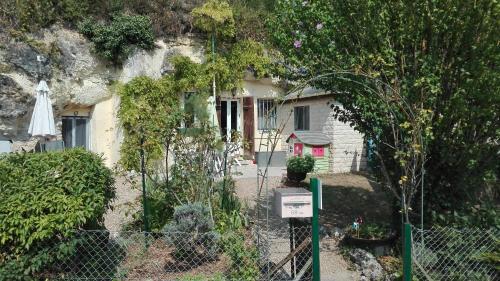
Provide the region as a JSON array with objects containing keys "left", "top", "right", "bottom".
[{"left": 286, "top": 131, "right": 331, "bottom": 173}]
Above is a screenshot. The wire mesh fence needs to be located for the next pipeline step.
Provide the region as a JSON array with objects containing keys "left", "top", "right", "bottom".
[
  {"left": 411, "top": 226, "right": 499, "bottom": 281},
  {"left": 33, "top": 227, "right": 316, "bottom": 281},
  {"left": 255, "top": 225, "right": 313, "bottom": 281}
]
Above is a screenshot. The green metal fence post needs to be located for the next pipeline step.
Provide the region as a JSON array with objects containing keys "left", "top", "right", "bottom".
[
  {"left": 403, "top": 223, "right": 412, "bottom": 281},
  {"left": 310, "top": 178, "right": 321, "bottom": 281}
]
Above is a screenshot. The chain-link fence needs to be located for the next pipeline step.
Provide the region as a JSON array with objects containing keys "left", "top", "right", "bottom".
[
  {"left": 411, "top": 226, "right": 499, "bottom": 281},
  {"left": 255, "top": 225, "right": 313, "bottom": 281},
  {"left": 34, "top": 228, "right": 317, "bottom": 281}
]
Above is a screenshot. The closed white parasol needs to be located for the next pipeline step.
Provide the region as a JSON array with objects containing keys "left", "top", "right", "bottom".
[{"left": 28, "top": 80, "right": 56, "bottom": 137}]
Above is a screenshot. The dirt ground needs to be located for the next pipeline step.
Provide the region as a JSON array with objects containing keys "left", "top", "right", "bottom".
[
  {"left": 235, "top": 171, "right": 392, "bottom": 230},
  {"left": 314, "top": 173, "right": 392, "bottom": 230}
]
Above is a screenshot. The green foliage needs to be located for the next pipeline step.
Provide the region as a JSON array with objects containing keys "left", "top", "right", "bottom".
[
  {"left": 170, "top": 39, "right": 273, "bottom": 92},
  {"left": 117, "top": 76, "right": 182, "bottom": 172},
  {"left": 431, "top": 203, "right": 499, "bottom": 228},
  {"left": 222, "top": 232, "right": 260, "bottom": 281},
  {"left": 192, "top": 0, "right": 235, "bottom": 38},
  {"left": 213, "top": 178, "right": 248, "bottom": 233},
  {"left": 79, "top": 14, "right": 155, "bottom": 64},
  {"left": 228, "top": 40, "right": 272, "bottom": 79},
  {"left": 476, "top": 251, "right": 500, "bottom": 271},
  {"left": 286, "top": 154, "right": 315, "bottom": 173},
  {"left": 349, "top": 223, "right": 391, "bottom": 240},
  {"left": 0, "top": 148, "right": 115, "bottom": 280},
  {"left": 176, "top": 273, "right": 226, "bottom": 281},
  {"left": 269, "top": 0, "right": 499, "bottom": 226},
  {"left": 6, "top": 0, "right": 90, "bottom": 31},
  {"left": 163, "top": 203, "right": 220, "bottom": 261},
  {"left": 229, "top": 0, "right": 276, "bottom": 41}
]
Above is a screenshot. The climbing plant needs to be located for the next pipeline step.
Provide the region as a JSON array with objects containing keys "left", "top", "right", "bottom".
[
  {"left": 191, "top": 0, "right": 235, "bottom": 38},
  {"left": 117, "top": 76, "right": 182, "bottom": 172}
]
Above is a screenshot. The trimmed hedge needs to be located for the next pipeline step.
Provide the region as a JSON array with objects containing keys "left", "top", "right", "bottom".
[{"left": 0, "top": 148, "right": 115, "bottom": 280}]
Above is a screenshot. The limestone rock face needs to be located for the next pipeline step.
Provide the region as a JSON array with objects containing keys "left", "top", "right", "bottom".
[
  {"left": 0, "top": 75, "right": 34, "bottom": 138},
  {"left": 0, "top": 25, "right": 204, "bottom": 144},
  {"left": 6, "top": 43, "right": 52, "bottom": 79}
]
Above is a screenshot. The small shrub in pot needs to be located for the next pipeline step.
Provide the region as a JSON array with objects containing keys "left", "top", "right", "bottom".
[{"left": 286, "top": 155, "right": 315, "bottom": 182}]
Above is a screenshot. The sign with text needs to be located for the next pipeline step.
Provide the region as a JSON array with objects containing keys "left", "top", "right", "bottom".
[{"left": 274, "top": 188, "right": 313, "bottom": 218}]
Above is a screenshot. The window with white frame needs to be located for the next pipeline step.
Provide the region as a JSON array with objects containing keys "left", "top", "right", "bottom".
[
  {"left": 294, "top": 106, "right": 310, "bottom": 131},
  {"left": 62, "top": 116, "right": 89, "bottom": 149},
  {"left": 257, "top": 99, "right": 277, "bottom": 130}
]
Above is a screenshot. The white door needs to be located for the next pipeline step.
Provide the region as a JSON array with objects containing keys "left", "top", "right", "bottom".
[{"left": 220, "top": 99, "right": 241, "bottom": 142}]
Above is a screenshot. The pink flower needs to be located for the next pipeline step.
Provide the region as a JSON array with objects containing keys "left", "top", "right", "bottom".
[
  {"left": 294, "top": 40, "right": 302, "bottom": 48},
  {"left": 316, "top": 23, "right": 323, "bottom": 30}
]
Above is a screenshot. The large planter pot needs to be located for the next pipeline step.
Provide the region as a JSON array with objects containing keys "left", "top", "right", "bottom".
[
  {"left": 287, "top": 168, "right": 307, "bottom": 182},
  {"left": 343, "top": 234, "right": 398, "bottom": 256}
]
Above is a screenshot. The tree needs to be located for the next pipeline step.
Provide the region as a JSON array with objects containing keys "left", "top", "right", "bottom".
[{"left": 269, "top": 0, "right": 499, "bottom": 226}]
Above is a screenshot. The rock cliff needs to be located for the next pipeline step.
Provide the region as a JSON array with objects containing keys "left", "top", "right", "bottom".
[{"left": 0, "top": 25, "right": 204, "bottom": 145}]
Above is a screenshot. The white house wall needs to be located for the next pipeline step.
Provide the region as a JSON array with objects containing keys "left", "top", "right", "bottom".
[
  {"left": 279, "top": 96, "right": 367, "bottom": 173},
  {"left": 242, "top": 79, "right": 284, "bottom": 152},
  {"left": 220, "top": 79, "right": 285, "bottom": 153}
]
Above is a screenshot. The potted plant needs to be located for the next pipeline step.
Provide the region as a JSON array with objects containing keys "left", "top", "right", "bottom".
[
  {"left": 286, "top": 155, "right": 315, "bottom": 182},
  {"left": 344, "top": 221, "right": 398, "bottom": 255}
]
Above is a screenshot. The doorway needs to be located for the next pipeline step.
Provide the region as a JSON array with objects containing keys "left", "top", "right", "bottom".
[{"left": 220, "top": 99, "right": 241, "bottom": 142}]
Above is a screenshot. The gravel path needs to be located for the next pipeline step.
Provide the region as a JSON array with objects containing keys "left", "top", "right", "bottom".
[
  {"left": 104, "top": 175, "right": 140, "bottom": 232},
  {"left": 234, "top": 165, "right": 391, "bottom": 280}
]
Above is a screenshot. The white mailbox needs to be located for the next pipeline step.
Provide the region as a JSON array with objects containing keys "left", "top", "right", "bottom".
[{"left": 274, "top": 188, "right": 313, "bottom": 218}]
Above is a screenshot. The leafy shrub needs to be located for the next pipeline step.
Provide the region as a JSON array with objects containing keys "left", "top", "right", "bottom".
[
  {"left": 286, "top": 154, "right": 315, "bottom": 174},
  {"left": 0, "top": 148, "right": 115, "bottom": 280},
  {"left": 79, "top": 14, "right": 155, "bottom": 64},
  {"left": 348, "top": 223, "right": 392, "bottom": 240},
  {"left": 163, "top": 203, "right": 220, "bottom": 262},
  {"left": 120, "top": 177, "right": 177, "bottom": 232},
  {"left": 222, "top": 232, "right": 260, "bottom": 281},
  {"left": 6, "top": 0, "right": 91, "bottom": 31},
  {"left": 431, "top": 203, "right": 499, "bottom": 228}
]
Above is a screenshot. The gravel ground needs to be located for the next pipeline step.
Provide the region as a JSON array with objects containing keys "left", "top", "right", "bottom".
[
  {"left": 104, "top": 175, "right": 140, "bottom": 232},
  {"left": 234, "top": 165, "right": 391, "bottom": 281}
]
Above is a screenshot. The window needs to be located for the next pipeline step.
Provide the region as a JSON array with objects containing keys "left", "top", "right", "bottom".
[
  {"left": 312, "top": 146, "right": 324, "bottom": 157},
  {"left": 62, "top": 116, "right": 89, "bottom": 149},
  {"left": 257, "top": 99, "right": 276, "bottom": 130},
  {"left": 294, "top": 106, "right": 310, "bottom": 130},
  {"left": 294, "top": 143, "right": 303, "bottom": 156}
]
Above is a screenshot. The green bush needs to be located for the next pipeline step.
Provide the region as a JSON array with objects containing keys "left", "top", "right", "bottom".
[
  {"left": 222, "top": 231, "right": 260, "bottom": 281},
  {"left": 79, "top": 14, "right": 155, "bottom": 64},
  {"left": 163, "top": 203, "right": 220, "bottom": 262},
  {"left": 286, "top": 154, "right": 315, "bottom": 174},
  {"left": 8, "top": 0, "right": 91, "bottom": 31},
  {"left": 348, "top": 223, "right": 391, "bottom": 239},
  {"left": 0, "top": 148, "right": 115, "bottom": 280}
]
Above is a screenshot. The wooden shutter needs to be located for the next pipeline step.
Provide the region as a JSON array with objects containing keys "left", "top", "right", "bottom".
[{"left": 243, "top": 97, "right": 254, "bottom": 157}]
